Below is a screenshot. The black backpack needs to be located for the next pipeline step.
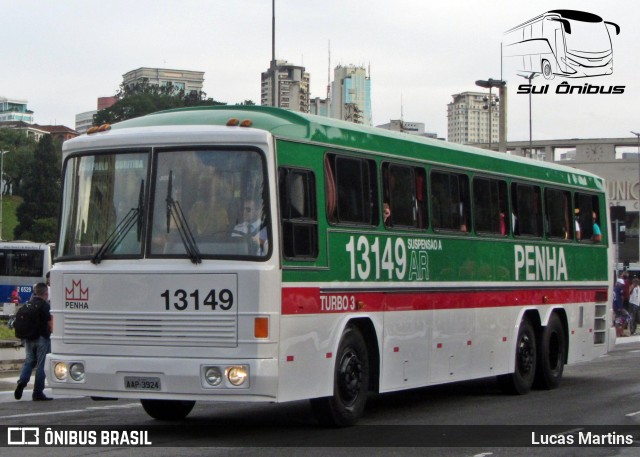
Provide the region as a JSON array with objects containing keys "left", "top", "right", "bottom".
[{"left": 13, "top": 302, "right": 40, "bottom": 340}]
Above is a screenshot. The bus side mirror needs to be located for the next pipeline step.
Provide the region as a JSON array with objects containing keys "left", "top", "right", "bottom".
[
  {"left": 550, "top": 17, "right": 572, "bottom": 34},
  {"left": 605, "top": 21, "right": 620, "bottom": 35}
]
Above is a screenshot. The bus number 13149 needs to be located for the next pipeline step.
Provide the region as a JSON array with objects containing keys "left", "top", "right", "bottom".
[{"left": 161, "top": 289, "right": 234, "bottom": 311}]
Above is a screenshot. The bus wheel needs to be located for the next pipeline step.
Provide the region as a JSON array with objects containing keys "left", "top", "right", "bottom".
[
  {"left": 542, "top": 60, "right": 554, "bottom": 79},
  {"left": 534, "top": 313, "right": 565, "bottom": 389},
  {"left": 498, "top": 318, "right": 537, "bottom": 395},
  {"left": 140, "top": 399, "right": 195, "bottom": 420},
  {"left": 310, "top": 326, "right": 369, "bottom": 427}
]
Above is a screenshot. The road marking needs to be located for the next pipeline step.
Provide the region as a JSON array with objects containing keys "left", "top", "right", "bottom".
[
  {"left": 626, "top": 410, "right": 640, "bottom": 417},
  {"left": 0, "top": 402, "right": 140, "bottom": 420},
  {"left": 472, "top": 453, "right": 493, "bottom": 457}
]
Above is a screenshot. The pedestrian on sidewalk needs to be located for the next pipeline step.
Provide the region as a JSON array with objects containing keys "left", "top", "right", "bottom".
[
  {"left": 14, "top": 282, "right": 52, "bottom": 401},
  {"left": 629, "top": 277, "right": 640, "bottom": 335}
]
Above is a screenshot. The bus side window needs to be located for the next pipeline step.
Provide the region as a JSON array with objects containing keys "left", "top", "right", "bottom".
[
  {"left": 511, "top": 183, "right": 542, "bottom": 237},
  {"left": 431, "top": 170, "right": 470, "bottom": 232},
  {"left": 329, "top": 154, "right": 378, "bottom": 226},
  {"left": 574, "top": 192, "right": 601, "bottom": 243},
  {"left": 545, "top": 188, "right": 572, "bottom": 240},
  {"left": 382, "top": 163, "right": 428, "bottom": 229},
  {"left": 279, "top": 167, "right": 318, "bottom": 259},
  {"left": 473, "top": 177, "right": 508, "bottom": 236}
]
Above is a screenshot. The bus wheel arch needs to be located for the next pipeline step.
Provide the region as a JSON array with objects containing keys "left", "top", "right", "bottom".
[
  {"left": 534, "top": 311, "right": 568, "bottom": 390},
  {"left": 498, "top": 312, "right": 539, "bottom": 395},
  {"left": 310, "top": 321, "right": 375, "bottom": 427},
  {"left": 140, "top": 399, "right": 195, "bottom": 421}
]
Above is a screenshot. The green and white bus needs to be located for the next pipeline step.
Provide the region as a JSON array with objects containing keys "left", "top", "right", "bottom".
[{"left": 46, "top": 106, "right": 611, "bottom": 425}]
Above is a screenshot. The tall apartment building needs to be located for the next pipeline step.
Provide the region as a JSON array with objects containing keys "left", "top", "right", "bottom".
[
  {"left": 122, "top": 67, "right": 205, "bottom": 93},
  {"left": 0, "top": 97, "right": 33, "bottom": 124},
  {"left": 447, "top": 91, "right": 499, "bottom": 145},
  {"left": 261, "top": 60, "right": 310, "bottom": 113},
  {"left": 330, "top": 65, "right": 371, "bottom": 125}
]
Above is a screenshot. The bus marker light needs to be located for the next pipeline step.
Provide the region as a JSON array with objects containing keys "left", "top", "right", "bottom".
[
  {"left": 54, "top": 362, "right": 68, "bottom": 381},
  {"left": 226, "top": 366, "right": 248, "bottom": 386},
  {"left": 98, "top": 123, "right": 111, "bottom": 132},
  {"left": 393, "top": 347, "right": 399, "bottom": 353},
  {"left": 436, "top": 343, "right": 443, "bottom": 349},
  {"left": 286, "top": 356, "right": 294, "bottom": 362},
  {"left": 69, "top": 363, "right": 85, "bottom": 382},
  {"left": 254, "top": 317, "right": 269, "bottom": 339},
  {"left": 226, "top": 118, "right": 240, "bottom": 126},
  {"left": 204, "top": 367, "right": 223, "bottom": 386},
  {"left": 325, "top": 352, "right": 332, "bottom": 358},
  {"left": 240, "top": 119, "right": 253, "bottom": 127}
]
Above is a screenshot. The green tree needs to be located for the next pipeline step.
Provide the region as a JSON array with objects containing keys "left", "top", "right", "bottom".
[
  {"left": 0, "top": 129, "right": 38, "bottom": 196},
  {"left": 14, "top": 135, "right": 61, "bottom": 241},
  {"left": 94, "top": 79, "right": 226, "bottom": 125}
]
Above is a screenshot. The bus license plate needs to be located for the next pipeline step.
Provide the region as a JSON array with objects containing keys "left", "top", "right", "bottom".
[{"left": 124, "top": 376, "right": 161, "bottom": 391}]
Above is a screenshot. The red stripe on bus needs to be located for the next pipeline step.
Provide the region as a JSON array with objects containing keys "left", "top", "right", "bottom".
[{"left": 281, "top": 286, "right": 607, "bottom": 315}]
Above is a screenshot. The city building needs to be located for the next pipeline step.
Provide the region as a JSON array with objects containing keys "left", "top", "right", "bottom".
[
  {"left": 75, "top": 96, "right": 118, "bottom": 134},
  {"left": 261, "top": 60, "right": 310, "bottom": 113},
  {"left": 0, "top": 120, "right": 77, "bottom": 142},
  {"left": 330, "top": 65, "right": 372, "bottom": 125},
  {"left": 447, "top": 91, "right": 500, "bottom": 145},
  {"left": 377, "top": 120, "right": 440, "bottom": 139},
  {"left": 0, "top": 97, "right": 34, "bottom": 124},
  {"left": 122, "top": 67, "right": 204, "bottom": 94},
  {"left": 310, "top": 97, "right": 329, "bottom": 117}
]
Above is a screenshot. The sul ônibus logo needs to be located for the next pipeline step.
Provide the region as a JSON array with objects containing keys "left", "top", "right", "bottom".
[
  {"left": 504, "top": 9, "right": 625, "bottom": 95},
  {"left": 65, "top": 280, "right": 89, "bottom": 309}
]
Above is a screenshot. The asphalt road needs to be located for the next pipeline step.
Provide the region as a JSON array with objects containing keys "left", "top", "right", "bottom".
[{"left": 1, "top": 339, "right": 640, "bottom": 456}]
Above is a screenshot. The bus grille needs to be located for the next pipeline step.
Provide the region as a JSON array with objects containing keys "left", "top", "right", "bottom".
[{"left": 62, "top": 312, "right": 237, "bottom": 347}]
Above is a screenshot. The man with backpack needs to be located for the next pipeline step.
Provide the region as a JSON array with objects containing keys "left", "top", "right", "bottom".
[{"left": 14, "top": 282, "right": 52, "bottom": 401}]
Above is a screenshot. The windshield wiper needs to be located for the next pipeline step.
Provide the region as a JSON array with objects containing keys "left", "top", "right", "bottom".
[
  {"left": 91, "top": 180, "right": 145, "bottom": 264},
  {"left": 166, "top": 170, "right": 201, "bottom": 264}
]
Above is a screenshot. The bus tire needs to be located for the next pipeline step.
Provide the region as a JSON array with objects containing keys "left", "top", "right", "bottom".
[
  {"left": 140, "top": 399, "right": 195, "bottom": 420},
  {"left": 542, "top": 59, "right": 554, "bottom": 79},
  {"left": 534, "top": 313, "right": 565, "bottom": 390},
  {"left": 310, "top": 326, "right": 369, "bottom": 427},
  {"left": 498, "top": 318, "right": 537, "bottom": 395}
]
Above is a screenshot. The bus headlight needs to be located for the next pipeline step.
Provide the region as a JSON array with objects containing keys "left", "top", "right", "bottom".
[
  {"left": 69, "top": 363, "right": 85, "bottom": 382},
  {"left": 204, "top": 367, "right": 223, "bottom": 386},
  {"left": 54, "top": 362, "right": 68, "bottom": 381},
  {"left": 226, "top": 366, "right": 248, "bottom": 386}
]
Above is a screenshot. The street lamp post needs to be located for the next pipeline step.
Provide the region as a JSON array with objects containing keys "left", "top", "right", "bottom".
[
  {"left": 475, "top": 78, "right": 506, "bottom": 151},
  {"left": 0, "top": 150, "right": 8, "bottom": 241},
  {"left": 631, "top": 131, "right": 640, "bottom": 267},
  {"left": 519, "top": 73, "right": 538, "bottom": 158}
]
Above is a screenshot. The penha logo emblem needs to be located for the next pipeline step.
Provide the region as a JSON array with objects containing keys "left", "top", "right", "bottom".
[{"left": 65, "top": 280, "right": 89, "bottom": 309}]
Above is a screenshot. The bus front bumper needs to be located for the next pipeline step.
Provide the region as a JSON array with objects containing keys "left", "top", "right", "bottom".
[{"left": 45, "top": 354, "right": 279, "bottom": 402}]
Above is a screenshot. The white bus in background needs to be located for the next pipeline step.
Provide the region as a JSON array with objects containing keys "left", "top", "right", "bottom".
[
  {"left": 503, "top": 9, "right": 620, "bottom": 79},
  {"left": 0, "top": 241, "right": 52, "bottom": 312}
]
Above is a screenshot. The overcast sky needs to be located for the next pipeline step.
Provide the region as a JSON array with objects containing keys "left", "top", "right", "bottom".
[{"left": 2, "top": 0, "right": 638, "bottom": 141}]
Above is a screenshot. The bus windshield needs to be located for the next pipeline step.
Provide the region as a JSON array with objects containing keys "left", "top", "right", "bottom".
[
  {"left": 57, "top": 148, "right": 268, "bottom": 260},
  {"left": 150, "top": 149, "right": 268, "bottom": 258},
  {"left": 564, "top": 20, "right": 612, "bottom": 54},
  {"left": 58, "top": 152, "right": 148, "bottom": 259}
]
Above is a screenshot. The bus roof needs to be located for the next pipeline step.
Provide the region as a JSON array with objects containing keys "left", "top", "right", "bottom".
[{"left": 109, "top": 105, "right": 604, "bottom": 191}]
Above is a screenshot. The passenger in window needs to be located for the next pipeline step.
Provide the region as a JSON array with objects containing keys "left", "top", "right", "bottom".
[
  {"left": 574, "top": 208, "right": 581, "bottom": 240},
  {"left": 383, "top": 203, "right": 392, "bottom": 227},
  {"left": 500, "top": 212, "right": 507, "bottom": 236},
  {"left": 591, "top": 211, "right": 602, "bottom": 243},
  {"left": 233, "top": 199, "right": 268, "bottom": 255}
]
